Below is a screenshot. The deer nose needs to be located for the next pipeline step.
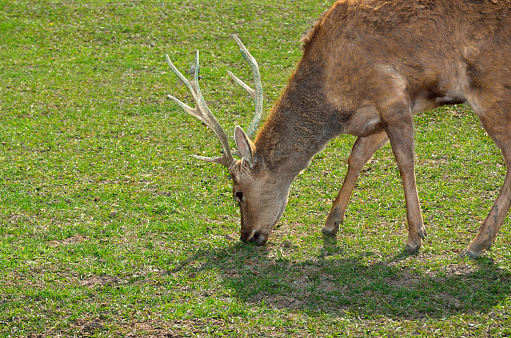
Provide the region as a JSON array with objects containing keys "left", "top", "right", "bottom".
[{"left": 240, "top": 229, "right": 268, "bottom": 246}]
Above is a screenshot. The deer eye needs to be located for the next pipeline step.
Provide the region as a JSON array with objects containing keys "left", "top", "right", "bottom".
[{"left": 234, "top": 191, "right": 244, "bottom": 203}]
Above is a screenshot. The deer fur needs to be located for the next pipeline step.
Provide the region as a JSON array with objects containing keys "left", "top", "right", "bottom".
[{"left": 227, "top": 0, "right": 511, "bottom": 257}]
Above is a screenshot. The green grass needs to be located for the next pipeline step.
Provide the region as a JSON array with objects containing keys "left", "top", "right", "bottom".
[{"left": 1, "top": 0, "right": 510, "bottom": 336}]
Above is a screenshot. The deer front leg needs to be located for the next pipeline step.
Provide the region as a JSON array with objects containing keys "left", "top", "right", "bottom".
[
  {"left": 323, "top": 131, "right": 389, "bottom": 236},
  {"left": 381, "top": 103, "right": 426, "bottom": 254}
]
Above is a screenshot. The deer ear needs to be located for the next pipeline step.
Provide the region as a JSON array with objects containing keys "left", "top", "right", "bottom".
[{"left": 234, "top": 125, "right": 256, "bottom": 167}]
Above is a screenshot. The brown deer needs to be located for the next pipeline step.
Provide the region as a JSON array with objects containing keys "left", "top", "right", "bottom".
[{"left": 166, "top": 0, "right": 511, "bottom": 258}]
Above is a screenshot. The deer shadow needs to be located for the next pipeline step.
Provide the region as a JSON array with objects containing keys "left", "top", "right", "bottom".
[{"left": 170, "top": 236, "right": 510, "bottom": 320}]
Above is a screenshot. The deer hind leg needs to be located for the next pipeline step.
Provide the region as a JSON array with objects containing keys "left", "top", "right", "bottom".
[
  {"left": 323, "top": 131, "right": 389, "bottom": 236},
  {"left": 463, "top": 101, "right": 511, "bottom": 258}
]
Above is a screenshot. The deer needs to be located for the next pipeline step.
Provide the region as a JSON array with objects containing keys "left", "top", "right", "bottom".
[{"left": 166, "top": 0, "right": 511, "bottom": 258}]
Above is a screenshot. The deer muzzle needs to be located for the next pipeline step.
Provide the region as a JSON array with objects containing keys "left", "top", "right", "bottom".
[{"left": 240, "top": 229, "right": 268, "bottom": 246}]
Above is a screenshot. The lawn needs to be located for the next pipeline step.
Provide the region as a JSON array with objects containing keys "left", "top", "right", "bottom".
[{"left": 1, "top": 0, "right": 510, "bottom": 336}]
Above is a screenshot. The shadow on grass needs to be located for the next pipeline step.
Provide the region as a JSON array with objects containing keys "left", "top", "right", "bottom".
[{"left": 171, "top": 236, "right": 511, "bottom": 320}]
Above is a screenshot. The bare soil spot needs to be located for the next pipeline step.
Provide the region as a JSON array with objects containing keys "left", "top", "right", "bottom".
[
  {"left": 270, "top": 295, "right": 302, "bottom": 309},
  {"left": 442, "top": 263, "right": 477, "bottom": 276},
  {"left": 82, "top": 318, "right": 104, "bottom": 333},
  {"left": 317, "top": 278, "right": 341, "bottom": 293},
  {"left": 385, "top": 270, "right": 421, "bottom": 289},
  {"left": 79, "top": 275, "right": 123, "bottom": 288},
  {"left": 435, "top": 292, "right": 463, "bottom": 309},
  {"left": 49, "top": 234, "right": 89, "bottom": 247}
]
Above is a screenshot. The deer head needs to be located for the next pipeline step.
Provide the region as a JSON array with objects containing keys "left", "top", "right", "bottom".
[{"left": 166, "top": 35, "right": 286, "bottom": 245}]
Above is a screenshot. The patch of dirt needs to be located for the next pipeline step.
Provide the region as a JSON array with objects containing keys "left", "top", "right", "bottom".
[
  {"left": 441, "top": 263, "right": 477, "bottom": 276},
  {"left": 291, "top": 275, "right": 312, "bottom": 289},
  {"left": 243, "top": 273, "right": 347, "bottom": 311},
  {"left": 435, "top": 292, "right": 463, "bottom": 309},
  {"left": 122, "top": 318, "right": 247, "bottom": 337},
  {"left": 385, "top": 271, "right": 422, "bottom": 289},
  {"left": 247, "top": 291, "right": 303, "bottom": 310},
  {"left": 45, "top": 318, "right": 180, "bottom": 337},
  {"left": 82, "top": 318, "right": 104, "bottom": 333},
  {"left": 122, "top": 321, "right": 178, "bottom": 337},
  {"left": 49, "top": 234, "right": 89, "bottom": 247},
  {"left": 270, "top": 295, "right": 302, "bottom": 309},
  {"left": 317, "top": 278, "right": 341, "bottom": 293},
  {"left": 79, "top": 275, "right": 124, "bottom": 288}
]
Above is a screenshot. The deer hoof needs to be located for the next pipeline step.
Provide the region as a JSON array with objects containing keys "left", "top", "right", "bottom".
[
  {"left": 460, "top": 248, "right": 481, "bottom": 259},
  {"left": 321, "top": 224, "right": 339, "bottom": 236},
  {"left": 462, "top": 239, "right": 493, "bottom": 259},
  {"left": 403, "top": 242, "right": 420, "bottom": 255}
]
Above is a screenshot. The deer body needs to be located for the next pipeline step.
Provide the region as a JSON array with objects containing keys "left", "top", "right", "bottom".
[{"left": 168, "top": 0, "right": 511, "bottom": 257}]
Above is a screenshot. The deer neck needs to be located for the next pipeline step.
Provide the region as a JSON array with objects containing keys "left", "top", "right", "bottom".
[{"left": 254, "top": 58, "right": 347, "bottom": 182}]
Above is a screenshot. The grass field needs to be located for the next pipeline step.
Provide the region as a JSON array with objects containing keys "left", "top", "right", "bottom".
[{"left": 1, "top": 0, "right": 510, "bottom": 336}]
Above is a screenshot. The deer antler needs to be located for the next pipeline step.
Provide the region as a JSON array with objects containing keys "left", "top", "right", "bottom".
[
  {"left": 228, "top": 35, "right": 264, "bottom": 139},
  {"left": 165, "top": 51, "right": 235, "bottom": 168},
  {"left": 166, "top": 36, "right": 263, "bottom": 166}
]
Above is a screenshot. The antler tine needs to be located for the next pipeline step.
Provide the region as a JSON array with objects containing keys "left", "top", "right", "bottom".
[
  {"left": 228, "top": 34, "right": 264, "bottom": 139},
  {"left": 166, "top": 51, "right": 235, "bottom": 168}
]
